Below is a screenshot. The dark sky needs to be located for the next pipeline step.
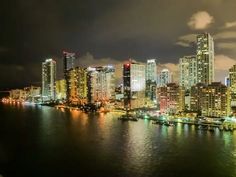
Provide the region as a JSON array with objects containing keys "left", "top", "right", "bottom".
[{"left": 1, "top": 0, "right": 236, "bottom": 90}]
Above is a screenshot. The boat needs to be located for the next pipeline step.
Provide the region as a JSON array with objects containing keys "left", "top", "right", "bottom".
[{"left": 118, "top": 114, "right": 138, "bottom": 121}]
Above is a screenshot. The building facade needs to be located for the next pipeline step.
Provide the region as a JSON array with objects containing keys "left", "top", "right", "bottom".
[
  {"left": 157, "top": 83, "right": 185, "bottom": 114},
  {"left": 179, "top": 55, "right": 197, "bottom": 90},
  {"left": 63, "top": 51, "right": 76, "bottom": 102},
  {"left": 123, "top": 60, "right": 146, "bottom": 110},
  {"left": 42, "top": 59, "right": 56, "bottom": 101},
  {"left": 87, "top": 66, "right": 115, "bottom": 104},
  {"left": 190, "top": 82, "right": 227, "bottom": 117},
  {"left": 56, "top": 79, "right": 66, "bottom": 101},
  {"left": 196, "top": 33, "right": 214, "bottom": 84},
  {"left": 146, "top": 59, "right": 157, "bottom": 106},
  {"left": 158, "top": 69, "right": 172, "bottom": 87}
]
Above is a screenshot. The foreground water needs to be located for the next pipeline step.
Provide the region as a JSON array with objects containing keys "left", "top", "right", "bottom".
[{"left": 0, "top": 103, "right": 236, "bottom": 177}]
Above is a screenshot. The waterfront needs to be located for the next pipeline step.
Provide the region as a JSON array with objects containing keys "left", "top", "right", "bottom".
[{"left": 1, "top": 103, "right": 236, "bottom": 177}]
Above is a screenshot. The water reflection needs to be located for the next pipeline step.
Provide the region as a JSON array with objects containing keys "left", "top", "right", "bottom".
[{"left": 1, "top": 103, "right": 236, "bottom": 177}]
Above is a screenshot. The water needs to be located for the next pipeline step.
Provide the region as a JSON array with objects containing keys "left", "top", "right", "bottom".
[{"left": 0, "top": 103, "right": 236, "bottom": 177}]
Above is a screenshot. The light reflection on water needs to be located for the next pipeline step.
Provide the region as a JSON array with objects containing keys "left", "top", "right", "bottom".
[{"left": 1, "top": 103, "right": 236, "bottom": 177}]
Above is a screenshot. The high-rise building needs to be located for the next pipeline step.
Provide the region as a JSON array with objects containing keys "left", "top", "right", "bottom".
[
  {"left": 146, "top": 59, "right": 157, "bottom": 106},
  {"left": 179, "top": 55, "right": 197, "bottom": 90},
  {"left": 196, "top": 33, "right": 214, "bottom": 84},
  {"left": 229, "top": 65, "right": 236, "bottom": 88},
  {"left": 157, "top": 83, "right": 185, "bottom": 114},
  {"left": 87, "top": 66, "right": 115, "bottom": 104},
  {"left": 66, "top": 67, "right": 88, "bottom": 105},
  {"left": 56, "top": 79, "right": 66, "bottom": 100},
  {"left": 190, "top": 82, "right": 227, "bottom": 117},
  {"left": 63, "top": 51, "right": 76, "bottom": 102},
  {"left": 158, "top": 69, "right": 172, "bottom": 87},
  {"left": 42, "top": 59, "right": 56, "bottom": 101},
  {"left": 123, "top": 60, "right": 146, "bottom": 110}
]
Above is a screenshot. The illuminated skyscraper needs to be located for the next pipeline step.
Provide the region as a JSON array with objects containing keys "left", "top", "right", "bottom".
[
  {"left": 42, "top": 59, "right": 56, "bottom": 101},
  {"left": 123, "top": 60, "right": 146, "bottom": 110},
  {"left": 66, "top": 67, "right": 88, "bottom": 105},
  {"left": 87, "top": 66, "right": 115, "bottom": 104},
  {"left": 146, "top": 59, "right": 157, "bottom": 106},
  {"left": 179, "top": 55, "right": 197, "bottom": 90},
  {"left": 63, "top": 51, "right": 76, "bottom": 102},
  {"left": 158, "top": 69, "right": 172, "bottom": 87},
  {"left": 196, "top": 33, "right": 214, "bottom": 84},
  {"left": 56, "top": 79, "right": 66, "bottom": 100}
]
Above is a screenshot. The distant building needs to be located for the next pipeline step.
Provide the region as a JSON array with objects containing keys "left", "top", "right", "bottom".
[
  {"left": 24, "top": 86, "right": 41, "bottom": 102},
  {"left": 157, "top": 83, "right": 185, "bottom": 114},
  {"left": 42, "top": 59, "right": 56, "bottom": 101},
  {"left": 146, "top": 59, "right": 157, "bottom": 106},
  {"left": 158, "top": 69, "right": 172, "bottom": 87},
  {"left": 179, "top": 55, "right": 197, "bottom": 90},
  {"left": 87, "top": 66, "right": 115, "bottom": 104},
  {"left": 63, "top": 51, "right": 76, "bottom": 102},
  {"left": 123, "top": 60, "right": 146, "bottom": 110},
  {"left": 190, "top": 82, "right": 227, "bottom": 117},
  {"left": 10, "top": 89, "right": 27, "bottom": 101},
  {"left": 196, "top": 33, "right": 214, "bottom": 84},
  {"left": 225, "top": 75, "right": 230, "bottom": 87},
  {"left": 56, "top": 79, "right": 66, "bottom": 101}
]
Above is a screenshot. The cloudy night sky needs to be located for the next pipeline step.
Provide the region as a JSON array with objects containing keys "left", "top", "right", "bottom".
[{"left": 1, "top": 0, "right": 236, "bottom": 90}]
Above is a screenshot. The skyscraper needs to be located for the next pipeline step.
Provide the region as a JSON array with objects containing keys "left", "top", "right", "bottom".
[
  {"left": 63, "top": 51, "right": 76, "bottom": 102},
  {"left": 123, "top": 60, "right": 146, "bottom": 110},
  {"left": 146, "top": 59, "right": 157, "bottom": 106},
  {"left": 158, "top": 69, "right": 172, "bottom": 87},
  {"left": 87, "top": 66, "right": 115, "bottom": 104},
  {"left": 196, "top": 33, "right": 214, "bottom": 84},
  {"left": 179, "top": 55, "right": 197, "bottom": 90},
  {"left": 42, "top": 59, "right": 56, "bottom": 101}
]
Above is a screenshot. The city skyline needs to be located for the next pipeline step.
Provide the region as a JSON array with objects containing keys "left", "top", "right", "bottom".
[{"left": 1, "top": 0, "right": 236, "bottom": 89}]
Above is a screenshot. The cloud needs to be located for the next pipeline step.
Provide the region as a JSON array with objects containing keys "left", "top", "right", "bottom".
[
  {"left": 188, "top": 11, "right": 214, "bottom": 30},
  {"left": 215, "top": 55, "right": 236, "bottom": 83},
  {"left": 214, "top": 31, "right": 236, "bottom": 40},
  {"left": 175, "top": 34, "right": 196, "bottom": 47},
  {"left": 217, "top": 42, "right": 236, "bottom": 50},
  {"left": 223, "top": 21, "right": 236, "bottom": 29},
  {"left": 215, "top": 55, "right": 236, "bottom": 70}
]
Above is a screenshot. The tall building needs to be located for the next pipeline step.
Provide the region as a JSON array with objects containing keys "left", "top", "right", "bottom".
[
  {"left": 146, "top": 59, "right": 157, "bottom": 106},
  {"left": 158, "top": 69, "right": 172, "bottom": 87},
  {"left": 123, "top": 60, "right": 146, "bottom": 110},
  {"left": 190, "top": 82, "right": 227, "bottom": 117},
  {"left": 63, "top": 51, "right": 76, "bottom": 102},
  {"left": 196, "top": 33, "right": 214, "bottom": 84},
  {"left": 229, "top": 65, "right": 236, "bottom": 88},
  {"left": 87, "top": 66, "right": 115, "bottom": 104},
  {"left": 157, "top": 83, "right": 185, "bottom": 114},
  {"left": 179, "top": 55, "right": 197, "bottom": 90},
  {"left": 42, "top": 59, "right": 56, "bottom": 101},
  {"left": 66, "top": 67, "right": 88, "bottom": 105},
  {"left": 56, "top": 79, "right": 66, "bottom": 100}
]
